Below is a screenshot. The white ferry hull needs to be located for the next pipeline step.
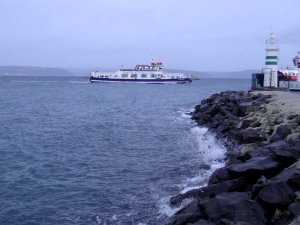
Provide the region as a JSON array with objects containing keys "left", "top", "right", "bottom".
[{"left": 89, "top": 77, "right": 192, "bottom": 84}]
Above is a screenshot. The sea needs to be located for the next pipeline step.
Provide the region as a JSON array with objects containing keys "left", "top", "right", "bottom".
[{"left": 0, "top": 76, "right": 250, "bottom": 225}]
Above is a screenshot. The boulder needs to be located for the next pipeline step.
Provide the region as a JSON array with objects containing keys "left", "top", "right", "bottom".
[
  {"left": 271, "top": 148, "right": 298, "bottom": 168},
  {"left": 240, "top": 128, "right": 266, "bottom": 144},
  {"left": 227, "top": 156, "right": 281, "bottom": 180},
  {"left": 256, "top": 163, "right": 300, "bottom": 212},
  {"left": 236, "top": 118, "right": 256, "bottom": 129},
  {"left": 170, "top": 178, "right": 245, "bottom": 205},
  {"left": 237, "top": 102, "right": 256, "bottom": 117},
  {"left": 289, "top": 215, "right": 300, "bottom": 225},
  {"left": 203, "top": 192, "right": 266, "bottom": 225},
  {"left": 263, "top": 140, "right": 292, "bottom": 151},
  {"left": 257, "top": 182, "right": 295, "bottom": 208},
  {"left": 270, "top": 133, "right": 283, "bottom": 143},
  {"left": 208, "top": 167, "right": 231, "bottom": 185},
  {"left": 287, "top": 133, "right": 300, "bottom": 146},
  {"left": 273, "top": 124, "right": 292, "bottom": 140},
  {"left": 288, "top": 202, "right": 300, "bottom": 217},
  {"left": 166, "top": 200, "right": 204, "bottom": 225},
  {"left": 187, "top": 221, "right": 216, "bottom": 225}
]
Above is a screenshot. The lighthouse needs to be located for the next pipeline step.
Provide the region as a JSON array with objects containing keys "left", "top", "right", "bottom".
[
  {"left": 263, "top": 33, "right": 279, "bottom": 87},
  {"left": 293, "top": 51, "right": 300, "bottom": 81}
]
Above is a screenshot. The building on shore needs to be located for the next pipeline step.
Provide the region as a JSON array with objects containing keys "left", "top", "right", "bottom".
[{"left": 252, "top": 33, "right": 300, "bottom": 90}]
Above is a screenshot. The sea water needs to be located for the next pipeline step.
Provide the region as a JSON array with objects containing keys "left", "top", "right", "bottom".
[{"left": 0, "top": 76, "right": 250, "bottom": 225}]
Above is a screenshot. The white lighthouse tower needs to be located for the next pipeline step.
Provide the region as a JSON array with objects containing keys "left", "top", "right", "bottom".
[
  {"left": 263, "top": 33, "right": 279, "bottom": 87},
  {"left": 293, "top": 51, "right": 300, "bottom": 81}
]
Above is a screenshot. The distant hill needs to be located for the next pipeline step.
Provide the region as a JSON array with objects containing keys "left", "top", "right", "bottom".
[
  {"left": 167, "top": 69, "right": 259, "bottom": 79},
  {"left": 68, "top": 67, "right": 115, "bottom": 77},
  {"left": 198, "top": 70, "right": 260, "bottom": 79},
  {"left": 0, "top": 66, "right": 73, "bottom": 76},
  {"left": 0, "top": 66, "right": 259, "bottom": 79}
]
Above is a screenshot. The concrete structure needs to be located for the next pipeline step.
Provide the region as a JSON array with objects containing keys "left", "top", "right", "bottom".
[{"left": 263, "top": 33, "right": 279, "bottom": 87}]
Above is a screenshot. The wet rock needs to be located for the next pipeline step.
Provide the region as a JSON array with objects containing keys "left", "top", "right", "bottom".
[
  {"left": 257, "top": 182, "right": 295, "bottom": 209},
  {"left": 271, "top": 148, "right": 298, "bottom": 168},
  {"left": 237, "top": 102, "right": 256, "bottom": 117},
  {"left": 170, "top": 189, "right": 200, "bottom": 206},
  {"left": 236, "top": 118, "right": 256, "bottom": 129},
  {"left": 166, "top": 200, "right": 204, "bottom": 225},
  {"left": 187, "top": 221, "right": 216, "bottom": 225},
  {"left": 240, "top": 128, "right": 266, "bottom": 144},
  {"left": 288, "top": 202, "right": 300, "bottom": 217},
  {"left": 263, "top": 140, "right": 292, "bottom": 151},
  {"left": 170, "top": 178, "right": 245, "bottom": 205},
  {"left": 208, "top": 167, "right": 231, "bottom": 185},
  {"left": 256, "top": 163, "right": 300, "bottom": 214},
  {"left": 273, "top": 124, "right": 292, "bottom": 140},
  {"left": 204, "top": 192, "right": 266, "bottom": 225},
  {"left": 227, "top": 156, "right": 281, "bottom": 180},
  {"left": 270, "top": 133, "right": 284, "bottom": 143},
  {"left": 287, "top": 133, "right": 300, "bottom": 146},
  {"left": 251, "top": 176, "right": 268, "bottom": 198},
  {"left": 289, "top": 215, "right": 300, "bottom": 225}
]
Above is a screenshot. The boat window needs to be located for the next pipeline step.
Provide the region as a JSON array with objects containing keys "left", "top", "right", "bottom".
[
  {"left": 122, "top": 74, "right": 128, "bottom": 78},
  {"left": 176, "top": 76, "right": 180, "bottom": 79},
  {"left": 131, "top": 74, "right": 137, "bottom": 78},
  {"left": 151, "top": 74, "right": 156, "bottom": 78},
  {"left": 104, "top": 76, "right": 108, "bottom": 78},
  {"left": 141, "top": 74, "right": 147, "bottom": 78}
]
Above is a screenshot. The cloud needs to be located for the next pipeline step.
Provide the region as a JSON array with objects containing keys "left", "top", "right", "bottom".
[{"left": 1, "top": 0, "right": 300, "bottom": 70}]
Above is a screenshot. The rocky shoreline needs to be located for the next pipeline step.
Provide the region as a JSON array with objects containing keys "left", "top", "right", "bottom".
[{"left": 166, "top": 90, "right": 300, "bottom": 225}]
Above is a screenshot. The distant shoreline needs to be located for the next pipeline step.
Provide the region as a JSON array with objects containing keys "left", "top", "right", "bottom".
[{"left": 0, "top": 66, "right": 259, "bottom": 79}]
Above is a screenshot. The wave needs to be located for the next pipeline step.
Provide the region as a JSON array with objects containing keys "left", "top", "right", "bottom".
[{"left": 159, "top": 126, "right": 226, "bottom": 218}]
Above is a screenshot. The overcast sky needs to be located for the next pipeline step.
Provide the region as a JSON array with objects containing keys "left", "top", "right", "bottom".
[{"left": 1, "top": 0, "right": 299, "bottom": 71}]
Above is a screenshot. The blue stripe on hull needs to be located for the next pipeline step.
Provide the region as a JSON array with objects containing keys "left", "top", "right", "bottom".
[{"left": 89, "top": 77, "right": 192, "bottom": 84}]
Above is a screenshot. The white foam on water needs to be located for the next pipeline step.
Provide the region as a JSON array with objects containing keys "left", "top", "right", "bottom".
[
  {"left": 158, "top": 196, "right": 194, "bottom": 217},
  {"left": 178, "top": 126, "right": 226, "bottom": 193},
  {"left": 191, "top": 126, "right": 226, "bottom": 163},
  {"left": 158, "top": 125, "right": 227, "bottom": 218}
]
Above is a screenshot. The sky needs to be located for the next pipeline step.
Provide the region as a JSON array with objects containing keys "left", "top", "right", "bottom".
[{"left": 1, "top": 0, "right": 300, "bottom": 71}]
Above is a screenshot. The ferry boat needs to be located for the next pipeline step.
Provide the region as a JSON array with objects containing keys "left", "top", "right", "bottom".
[{"left": 89, "top": 62, "right": 192, "bottom": 84}]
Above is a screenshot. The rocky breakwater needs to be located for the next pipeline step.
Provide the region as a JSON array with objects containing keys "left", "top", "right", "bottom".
[{"left": 166, "top": 91, "right": 300, "bottom": 225}]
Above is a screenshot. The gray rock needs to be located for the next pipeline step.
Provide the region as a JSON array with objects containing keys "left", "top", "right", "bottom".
[
  {"left": 187, "top": 220, "right": 216, "bottom": 225},
  {"left": 170, "top": 178, "right": 244, "bottom": 205},
  {"left": 274, "top": 124, "right": 292, "bottom": 139},
  {"left": 288, "top": 202, "right": 300, "bottom": 217},
  {"left": 166, "top": 200, "right": 204, "bottom": 225},
  {"left": 228, "top": 156, "right": 281, "bottom": 179},
  {"left": 208, "top": 167, "right": 231, "bottom": 185},
  {"left": 256, "top": 164, "right": 300, "bottom": 213},
  {"left": 240, "top": 128, "right": 266, "bottom": 144},
  {"left": 257, "top": 182, "right": 295, "bottom": 208},
  {"left": 204, "top": 192, "right": 266, "bottom": 225},
  {"left": 237, "top": 102, "right": 256, "bottom": 117}
]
